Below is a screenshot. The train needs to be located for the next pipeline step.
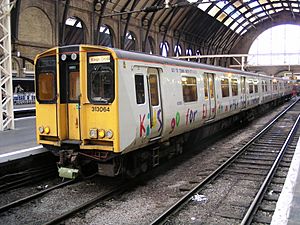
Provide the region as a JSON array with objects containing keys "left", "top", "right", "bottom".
[{"left": 34, "top": 45, "right": 292, "bottom": 178}]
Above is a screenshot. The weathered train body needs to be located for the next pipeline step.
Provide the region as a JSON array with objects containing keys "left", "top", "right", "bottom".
[{"left": 35, "top": 45, "right": 291, "bottom": 177}]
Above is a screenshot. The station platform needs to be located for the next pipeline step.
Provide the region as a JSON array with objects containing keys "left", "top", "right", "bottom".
[
  {"left": 271, "top": 136, "right": 300, "bottom": 225},
  {"left": 0, "top": 104, "right": 46, "bottom": 163}
]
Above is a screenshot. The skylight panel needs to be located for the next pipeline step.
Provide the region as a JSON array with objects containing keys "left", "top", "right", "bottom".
[
  {"left": 208, "top": 6, "right": 220, "bottom": 17},
  {"left": 233, "top": 1, "right": 242, "bottom": 7},
  {"left": 249, "top": 17, "right": 256, "bottom": 22},
  {"left": 248, "top": 1, "right": 259, "bottom": 8},
  {"left": 292, "top": 3, "right": 298, "bottom": 7},
  {"left": 273, "top": 3, "right": 282, "bottom": 8},
  {"left": 237, "top": 17, "right": 245, "bottom": 23},
  {"left": 236, "top": 26, "right": 243, "bottom": 33},
  {"left": 293, "top": 8, "right": 300, "bottom": 12},
  {"left": 230, "top": 22, "right": 239, "bottom": 30},
  {"left": 258, "top": 0, "right": 268, "bottom": 4},
  {"left": 224, "top": 17, "right": 233, "bottom": 26},
  {"left": 253, "top": 7, "right": 263, "bottom": 13},
  {"left": 269, "top": 10, "right": 275, "bottom": 14},
  {"left": 216, "top": 1, "right": 226, "bottom": 8},
  {"left": 217, "top": 12, "right": 227, "bottom": 22},
  {"left": 265, "top": 5, "right": 271, "bottom": 9},
  {"left": 258, "top": 12, "right": 266, "bottom": 17},
  {"left": 198, "top": 3, "right": 211, "bottom": 11},
  {"left": 231, "top": 11, "right": 241, "bottom": 19},
  {"left": 282, "top": 3, "right": 288, "bottom": 7},
  {"left": 239, "top": 7, "right": 247, "bottom": 13},
  {"left": 245, "top": 12, "right": 252, "bottom": 18}
]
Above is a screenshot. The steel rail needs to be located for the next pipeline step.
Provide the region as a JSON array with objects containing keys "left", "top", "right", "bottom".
[
  {"left": 150, "top": 99, "right": 299, "bottom": 225},
  {"left": 42, "top": 182, "right": 132, "bottom": 225},
  {"left": 0, "top": 179, "right": 75, "bottom": 213},
  {"left": 0, "top": 167, "right": 57, "bottom": 194},
  {"left": 241, "top": 114, "right": 300, "bottom": 225}
]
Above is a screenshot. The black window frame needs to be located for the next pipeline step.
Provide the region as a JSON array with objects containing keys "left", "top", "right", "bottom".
[
  {"left": 35, "top": 56, "right": 57, "bottom": 104},
  {"left": 135, "top": 74, "right": 145, "bottom": 104},
  {"left": 87, "top": 52, "right": 115, "bottom": 105}
]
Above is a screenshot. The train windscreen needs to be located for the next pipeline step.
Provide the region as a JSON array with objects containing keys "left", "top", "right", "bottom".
[
  {"left": 87, "top": 53, "right": 115, "bottom": 104},
  {"left": 35, "top": 56, "right": 57, "bottom": 103}
]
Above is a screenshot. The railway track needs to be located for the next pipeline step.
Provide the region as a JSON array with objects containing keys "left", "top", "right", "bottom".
[
  {"left": 0, "top": 179, "right": 75, "bottom": 213},
  {"left": 150, "top": 99, "right": 300, "bottom": 225},
  {"left": 0, "top": 164, "right": 57, "bottom": 194}
]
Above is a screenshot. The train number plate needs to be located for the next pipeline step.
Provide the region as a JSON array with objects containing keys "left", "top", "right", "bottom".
[{"left": 92, "top": 106, "right": 110, "bottom": 112}]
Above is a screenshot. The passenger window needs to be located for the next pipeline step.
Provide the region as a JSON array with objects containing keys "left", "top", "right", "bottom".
[
  {"left": 249, "top": 80, "right": 253, "bottom": 94},
  {"left": 209, "top": 75, "right": 215, "bottom": 99},
  {"left": 254, "top": 80, "right": 258, "bottom": 93},
  {"left": 182, "top": 76, "right": 197, "bottom": 102},
  {"left": 221, "top": 78, "right": 229, "bottom": 97},
  {"left": 149, "top": 74, "right": 159, "bottom": 106},
  {"left": 90, "top": 67, "right": 114, "bottom": 103},
  {"left": 135, "top": 75, "right": 145, "bottom": 104},
  {"left": 38, "top": 72, "right": 55, "bottom": 101},
  {"left": 231, "top": 78, "right": 238, "bottom": 96},
  {"left": 204, "top": 76, "right": 208, "bottom": 99}
]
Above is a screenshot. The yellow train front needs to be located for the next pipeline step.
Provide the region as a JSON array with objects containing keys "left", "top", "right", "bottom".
[{"left": 35, "top": 45, "right": 122, "bottom": 178}]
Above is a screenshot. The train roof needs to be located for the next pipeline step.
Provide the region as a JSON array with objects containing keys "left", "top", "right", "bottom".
[
  {"left": 37, "top": 45, "right": 287, "bottom": 81},
  {"left": 109, "top": 47, "right": 275, "bottom": 79}
]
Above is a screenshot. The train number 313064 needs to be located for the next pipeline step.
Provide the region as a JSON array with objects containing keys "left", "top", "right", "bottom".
[{"left": 92, "top": 106, "right": 110, "bottom": 112}]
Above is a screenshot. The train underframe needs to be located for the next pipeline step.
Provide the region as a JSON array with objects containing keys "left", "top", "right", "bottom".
[{"left": 45, "top": 96, "right": 289, "bottom": 178}]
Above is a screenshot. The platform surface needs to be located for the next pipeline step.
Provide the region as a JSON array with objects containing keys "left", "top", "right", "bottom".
[{"left": 271, "top": 136, "right": 300, "bottom": 225}]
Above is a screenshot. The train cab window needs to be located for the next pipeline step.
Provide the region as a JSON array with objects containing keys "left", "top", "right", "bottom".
[
  {"left": 221, "top": 78, "right": 229, "bottom": 97},
  {"left": 249, "top": 80, "right": 254, "bottom": 94},
  {"left": 38, "top": 72, "right": 55, "bottom": 101},
  {"left": 149, "top": 74, "right": 159, "bottom": 106},
  {"left": 135, "top": 75, "right": 145, "bottom": 104},
  {"left": 231, "top": 79, "right": 238, "bottom": 96},
  {"left": 90, "top": 67, "right": 114, "bottom": 103},
  {"left": 182, "top": 76, "right": 197, "bottom": 102}
]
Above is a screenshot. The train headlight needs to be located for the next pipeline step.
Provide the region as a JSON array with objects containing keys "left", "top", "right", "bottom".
[
  {"left": 89, "top": 129, "right": 98, "bottom": 139},
  {"left": 98, "top": 129, "right": 105, "bottom": 138},
  {"left": 61, "top": 54, "right": 67, "bottom": 61},
  {"left": 71, "top": 53, "right": 77, "bottom": 60},
  {"left": 44, "top": 126, "right": 50, "bottom": 134},
  {"left": 39, "top": 126, "right": 44, "bottom": 134},
  {"left": 105, "top": 129, "right": 113, "bottom": 139}
]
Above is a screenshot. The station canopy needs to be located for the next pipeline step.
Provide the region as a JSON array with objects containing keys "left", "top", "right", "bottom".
[{"left": 101, "top": 0, "right": 300, "bottom": 53}]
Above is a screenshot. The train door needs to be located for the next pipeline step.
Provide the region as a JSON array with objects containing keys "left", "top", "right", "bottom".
[
  {"left": 204, "top": 73, "right": 216, "bottom": 120},
  {"left": 241, "top": 76, "right": 246, "bottom": 108},
  {"left": 66, "top": 64, "right": 81, "bottom": 140},
  {"left": 146, "top": 68, "right": 163, "bottom": 140}
]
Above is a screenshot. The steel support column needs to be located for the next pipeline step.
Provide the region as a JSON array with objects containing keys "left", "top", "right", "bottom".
[{"left": 0, "top": 0, "right": 15, "bottom": 131}]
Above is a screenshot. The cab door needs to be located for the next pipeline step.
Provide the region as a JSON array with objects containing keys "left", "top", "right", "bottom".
[
  {"left": 147, "top": 68, "right": 163, "bottom": 140},
  {"left": 66, "top": 64, "right": 81, "bottom": 140}
]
